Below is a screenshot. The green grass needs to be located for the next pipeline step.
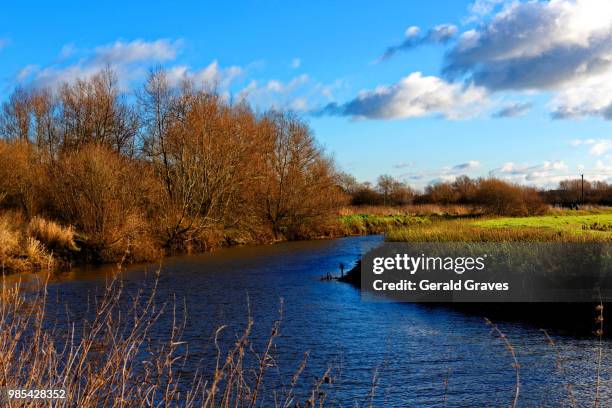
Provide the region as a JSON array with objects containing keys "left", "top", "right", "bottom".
[
  {"left": 472, "top": 213, "right": 612, "bottom": 234},
  {"left": 340, "top": 214, "right": 429, "bottom": 235},
  {"left": 386, "top": 209, "right": 612, "bottom": 242}
]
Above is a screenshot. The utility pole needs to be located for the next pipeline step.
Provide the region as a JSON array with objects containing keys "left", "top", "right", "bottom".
[{"left": 581, "top": 174, "right": 584, "bottom": 205}]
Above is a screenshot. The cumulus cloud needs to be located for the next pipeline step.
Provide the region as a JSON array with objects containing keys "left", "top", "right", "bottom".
[
  {"left": 17, "top": 39, "right": 184, "bottom": 89},
  {"left": 91, "top": 39, "right": 180, "bottom": 65},
  {"left": 400, "top": 160, "right": 481, "bottom": 187},
  {"left": 319, "top": 72, "right": 488, "bottom": 120},
  {"left": 237, "top": 74, "right": 328, "bottom": 112},
  {"left": 165, "top": 60, "right": 243, "bottom": 89},
  {"left": 491, "top": 159, "right": 612, "bottom": 186},
  {"left": 570, "top": 139, "right": 612, "bottom": 156},
  {"left": 467, "top": 0, "right": 507, "bottom": 19},
  {"left": 444, "top": 0, "right": 612, "bottom": 119},
  {"left": 492, "top": 102, "right": 532, "bottom": 118},
  {"left": 380, "top": 24, "right": 458, "bottom": 61},
  {"left": 488, "top": 160, "right": 571, "bottom": 186},
  {"left": 406, "top": 159, "right": 610, "bottom": 188}
]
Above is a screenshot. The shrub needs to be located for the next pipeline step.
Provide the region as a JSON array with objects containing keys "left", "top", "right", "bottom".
[
  {"left": 0, "top": 212, "right": 58, "bottom": 272},
  {"left": 0, "top": 140, "right": 44, "bottom": 217},
  {"left": 475, "top": 179, "right": 547, "bottom": 216},
  {"left": 23, "top": 237, "right": 55, "bottom": 269},
  {"left": 47, "top": 145, "right": 155, "bottom": 262},
  {"left": 0, "top": 214, "right": 21, "bottom": 270}
]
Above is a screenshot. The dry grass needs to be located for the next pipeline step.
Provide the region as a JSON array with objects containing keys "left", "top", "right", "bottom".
[
  {"left": 340, "top": 204, "right": 479, "bottom": 217},
  {"left": 0, "top": 272, "right": 349, "bottom": 407},
  {"left": 27, "top": 216, "right": 78, "bottom": 252},
  {"left": 485, "top": 318, "right": 520, "bottom": 408},
  {"left": 23, "top": 237, "right": 55, "bottom": 269},
  {"left": 0, "top": 212, "right": 80, "bottom": 274},
  {"left": 0, "top": 215, "right": 20, "bottom": 256}
]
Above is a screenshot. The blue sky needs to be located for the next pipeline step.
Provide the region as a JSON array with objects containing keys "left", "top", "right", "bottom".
[{"left": 1, "top": 0, "right": 611, "bottom": 189}]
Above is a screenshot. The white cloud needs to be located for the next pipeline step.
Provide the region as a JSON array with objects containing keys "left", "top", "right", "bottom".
[
  {"left": 237, "top": 74, "right": 322, "bottom": 112},
  {"left": 290, "top": 58, "right": 301, "bottom": 69},
  {"left": 163, "top": 61, "right": 243, "bottom": 91},
  {"left": 445, "top": 0, "right": 612, "bottom": 119},
  {"left": 595, "top": 159, "right": 612, "bottom": 173},
  {"left": 380, "top": 24, "right": 458, "bottom": 61},
  {"left": 405, "top": 26, "right": 420, "bottom": 38},
  {"left": 571, "top": 139, "right": 612, "bottom": 156},
  {"left": 237, "top": 74, "right": 319, "bottom": 112},
  {"left": 467, "top": 0, "right": 507, "bottom": 19},
  {"left": 405, "top": 158, "right": 611, "bottom": 188},
  {"left": 320, "top": 72, "right": 488, "bottom": 120},
  {"left": 92, "top": 39, "right": 180, "bottom": 65},
  {"left": 400, "top": 160, "right": 481, "bottom": 187},
  {"left": 16, "top": 39, "right": 184, "bottom": 89},
  {"left": 489, "top": 160, "right": 571, "bottom": 186},
  {"left": 289, "top": 97, "right": 308, "bottom": 111},
  {"left": 266, "top": 80, "right": 284, "bottom": 92}
]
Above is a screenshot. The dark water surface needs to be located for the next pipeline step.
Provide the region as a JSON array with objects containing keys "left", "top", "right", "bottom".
[{"left": 31, "top": 236, "right": 612, "bottom": 406}]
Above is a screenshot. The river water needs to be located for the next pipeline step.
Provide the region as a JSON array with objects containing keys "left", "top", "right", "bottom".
[{"left": 32, "top": 235, "right": 612, "bottom": 406}]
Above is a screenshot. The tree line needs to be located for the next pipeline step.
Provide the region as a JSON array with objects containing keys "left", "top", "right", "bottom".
[
  {"left": 340, "top": 174, "right": 612, "bottom": 215},
  {"left": 0, "top": 68, "right": 345, "bottom": 262},
  {"left": 2, "top": 67, "right": 610, "bottom": 264}
]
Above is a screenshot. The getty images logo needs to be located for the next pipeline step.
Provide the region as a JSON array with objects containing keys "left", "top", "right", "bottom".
[{"left": 372, "top": 253, "right": 488, "bottom": 275}]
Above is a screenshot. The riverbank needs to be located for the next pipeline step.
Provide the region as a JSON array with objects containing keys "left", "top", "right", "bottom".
[
  {"left": 8, "top": 234, "right": 609, "bottom": 406},
  {"left": 339, "top": 208, "right": 612, "bottom": 336},
  {"left": 4, "top": 206, "right": 611, "bottom": 275},
  {"left": 0, "top": 210, "right": 399, "bottom": 275}
]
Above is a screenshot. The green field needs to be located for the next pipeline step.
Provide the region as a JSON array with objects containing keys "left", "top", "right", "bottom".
[
  {"left": 382, "top": 209, "right": 612, "bottom": 242},
  {"left": 473, "top": 212, "right": 612, "bottom": 233}
]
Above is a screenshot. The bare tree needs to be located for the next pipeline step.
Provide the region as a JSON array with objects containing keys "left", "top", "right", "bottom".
[
  {"left": 141, "top": 70, "right": 263, "bottom": 247},
  {"left": 0, "top": 87, "right": 31, "bottom": 142},
  {"left": 256, "top": 112, "right": 343, "bottom": 239},
  {"left": 58, "top": 68, "right": 138, "bottom": 155}
]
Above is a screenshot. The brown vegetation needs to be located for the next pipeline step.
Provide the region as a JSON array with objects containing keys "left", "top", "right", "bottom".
[
  {"left": 546, "top": 179, "right": 612, "bottom": 206},
  {"left": 0, "top": 69, "right": 346, "bottom": 272},
  {"left": 0, "top": 212, "right": 65, "bottom": 272},
  {"left": 344, "top": 174, "right": 549, "bottom": 216}
]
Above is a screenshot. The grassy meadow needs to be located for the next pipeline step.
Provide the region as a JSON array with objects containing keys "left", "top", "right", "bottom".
[{"left": 341, "top": 205, "right": 612, "bottom": 242}]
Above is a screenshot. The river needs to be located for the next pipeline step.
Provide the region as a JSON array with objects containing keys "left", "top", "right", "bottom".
[{"left": 27, "top": 235, "right": 612, "bottom": 406}]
